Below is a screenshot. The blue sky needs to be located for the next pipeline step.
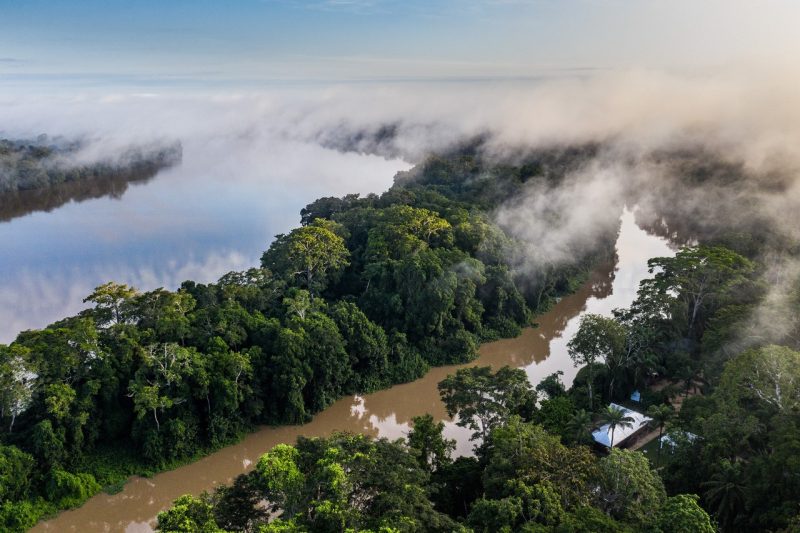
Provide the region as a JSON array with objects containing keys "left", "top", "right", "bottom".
[{"left": 1, "top": 0, "right": 798, "bottom": 88}]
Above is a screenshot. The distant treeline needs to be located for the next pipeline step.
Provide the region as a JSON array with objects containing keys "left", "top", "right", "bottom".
[
  {"left": 0, "top": 147, "right": 615, "bottom": 531},
  {"left": 0, "top": 136, "right": 182, "bottom": 193}
]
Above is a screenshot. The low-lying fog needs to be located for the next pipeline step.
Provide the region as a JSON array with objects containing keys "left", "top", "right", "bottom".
[{"left": 2, "top": 69, "right": 800, "bottom": 343}]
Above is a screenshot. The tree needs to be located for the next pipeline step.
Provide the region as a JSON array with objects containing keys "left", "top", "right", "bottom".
[
  {"left": 567, "top": 409, "right": 594, "bottom": 445},
  {"left": 657, "top": 494, "right": 715, "bottom": 533},
  {"left": 642, "top": 245, "right": 753, "bottom": 340},
  {"left": 0, "top": 445, "right": 35, "bottom": 502},
  {"left": 646, "top": 404, "right": 675, "bottom": 464},
  {"left": 407, "top": 414, "right": 455, "bottom": 472},
  {"left": 701, "top": 459, "right": 745, "bottom": 532},
  {"left": 83, "top": 282, "right": 139, "bottom": 326},
  {"left": 256, "top": 444, "right": 305, "bottom": 518},
  {"left": 261, "top": 219, "right": 350, "bottom": 296},
  {"left": 133, "top": 288, "right": 195, "bottom": 342},
  {"left": 438, "top": 366, "right": 536, "bottom": 444},
  {"left": 536, "top": 370, "right": 566, "bottom": 399},
  {"left": 568, "top": 314, "right": 625, "bottom": 409},
  {"left": 328, "top": 301, "right": 390, "bottom": 393},
  {"left": 0, "top": 345, "right": 36, "bottom": 433},
  {"left": 483, "top": 417, "right": 598, "bottom": 509},
  {"left": 127, "top": 343, "right": 193, "bottom": 431},
  {"left": 595, "top": 449, "right": 666, "bottom": 527},
  {"left": 364, "top": 205, "right": 453, "bottom": 262},
  {"left": 210, "top": 472, "right": 268, "bottom": 531},
  {"left": 599, "top": 405, "right": 635, "bottom": 448},
  {"left": 156, "top": 494, "right": 224, "bottom": 533},
  {"left": 719, "top": 344, "right": 800, "bottom": 413}
]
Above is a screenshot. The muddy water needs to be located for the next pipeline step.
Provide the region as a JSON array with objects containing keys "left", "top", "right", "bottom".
[{"left": 33, "top": 208, "right": 672, "bottom": 532}]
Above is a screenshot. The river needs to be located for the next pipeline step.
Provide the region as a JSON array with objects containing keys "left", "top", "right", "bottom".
[
  {"left": 0, "top": 137, "right": 408, "bottom": 343},
  {"left": 32, "top": 206, "right": 672, "bottom": 532}
]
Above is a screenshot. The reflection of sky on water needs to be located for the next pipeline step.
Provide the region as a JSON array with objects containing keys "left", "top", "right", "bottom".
[
  {"left": 524, "top": 207, "right": 674, "bottom": 388},
  {"left": 0, "top": 137, "right": 408, "bottom": 342}
]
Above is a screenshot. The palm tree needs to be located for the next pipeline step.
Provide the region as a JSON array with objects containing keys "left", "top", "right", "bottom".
[
  {"left": 600, "top": 405, "right": 635, "bottom": 447},
  {"left": 701, "top": 459, "right": 745, "bottom": 532},
  {"left": 567, "top": 409, "right": 594, "bottom": 444},
  {"left": 646, "top": 404, "right": 675, "bottom": 464}
]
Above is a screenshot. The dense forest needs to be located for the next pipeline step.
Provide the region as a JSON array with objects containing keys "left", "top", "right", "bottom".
[
  {"left": 3, "top": 141, "right": 800, "bottom": 531},
  {"left": 150, "top": 147, "right": 800, "bottom": 532},
  {"left": 154, "top": 234, "right": 800, "bottom": 532},
  {"left": 0, "top": 148, "right": 614, "bottom": 531}
]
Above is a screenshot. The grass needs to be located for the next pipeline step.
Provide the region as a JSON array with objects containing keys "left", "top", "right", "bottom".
[{"left": 639, "top": 435, "right": 669, "bottom": 469}]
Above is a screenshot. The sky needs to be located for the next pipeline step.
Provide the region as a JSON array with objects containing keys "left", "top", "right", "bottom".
[{"left": 1, "top": 0, "right": 799, "bottom": 90}]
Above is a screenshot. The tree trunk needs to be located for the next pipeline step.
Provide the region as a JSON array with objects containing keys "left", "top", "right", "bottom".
[
  {"left": 153, "top": 408, "right": 160, "bottom": 430},
  {"left": 656, "top": 425, "right": 664, "bottom": 465},
  {"left": 9, "top": 412, "right": 15, "bottom": 433},
  {"left": 610, "top": 426, "right": 616, "bottom": 447},
  {"left": 588, "top": 366, "right": 594, "bottom": 410},
  {"left": 608, "top": 376, "right": 616, "bottom": 403}
]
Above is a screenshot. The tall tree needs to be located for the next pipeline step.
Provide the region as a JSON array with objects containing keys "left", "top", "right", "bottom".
[
  {"left": 438, "top": 366, "right": 536, "bottom": 444},
  {"left": 82, "top": 282, "right": 139, "bottom": 327},
  {"left": 0, "top": 345, "right": 35, "bottom": 433},
  {"left": 407, "top": 414, "right": 455, "bottom": 473},
  {"left": 701, "top": 459, "right": 746, "bottom": 532},
  {"left": 595, "top": 448, "right": 666, "bottom": 527},
  {"left": 641, "top": 245, "right": 753, "bottom": 339},
  {"left": 567, "top": 409, "right": 594, "bottom": 445},
  {"left": 568, "top": 314, "right": 625, "bottom": 409},
  {"left": 261, "top": 219, "right": 350, "bottom": 297},
  {"left": 646, "top": 404, "right": 675, "bottom": 464}
]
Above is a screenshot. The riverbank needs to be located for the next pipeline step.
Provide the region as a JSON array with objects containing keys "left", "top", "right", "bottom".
[{"left": 32, "top": 209, "right": 673, "bottom": 532}]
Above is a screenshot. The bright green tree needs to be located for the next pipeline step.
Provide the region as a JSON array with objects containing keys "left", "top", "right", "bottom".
[
  {"left": 438, "top": 366, "right": 536, "bottom": 443},
  {"left": 262, "top": 219, "right": 350, "bottom": 296},
  {"left": 657, "top": 494, "right": 715, "bottom": 533}
]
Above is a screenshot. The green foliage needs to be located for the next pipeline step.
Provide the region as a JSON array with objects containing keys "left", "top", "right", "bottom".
[
  {"left": 262, "top": 219, "right": 350, "bottom": 296},
  {"left": 46, "top": 470, "right": 101, "bottom": 508},
  {"left": 156, "top": 494, "right": 224, "bottom": 533},
  {"left": 595, "top": 449, "right": 666, "bottom": 527},
  {"left": 657, "top": 494, "right": 715, "bottom": 533},
  {"left": 568, "top": 314, "right": 625, "bottom": 408},
  {"left": 0, "top": 137, "right": 181, "bottom": 194},
  {"left": 1, "top": 149, "right": 625, "bottom": 528},
  {"left": 0, "top": 445, "right": 34, "bottom": 501},
  {"left": 482, "top": 417, "right": 598, "bottom": 509},
  {"left": 438, "top": 366, "right": 537, "bottom": 443},
  {"left": 407, "top": 414, "right": 455, "bottom": 472}
]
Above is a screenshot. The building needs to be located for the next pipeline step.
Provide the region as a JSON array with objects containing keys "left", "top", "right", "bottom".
[{"left": 592, "top": 403, "right": 652, "bottom": 448}]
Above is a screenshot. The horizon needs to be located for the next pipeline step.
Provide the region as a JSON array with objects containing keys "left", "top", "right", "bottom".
[{"left": 2, "top": 0, "right": 799, "bottom": 93}]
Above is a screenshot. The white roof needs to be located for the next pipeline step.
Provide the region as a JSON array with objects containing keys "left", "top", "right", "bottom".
[{"left": 592, "top": 403, "right": 652, "bottom": 447}]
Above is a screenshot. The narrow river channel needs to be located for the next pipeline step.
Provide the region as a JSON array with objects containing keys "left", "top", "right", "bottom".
[{"left": 33, "top": 207, "right": 673, "bottom": 532}]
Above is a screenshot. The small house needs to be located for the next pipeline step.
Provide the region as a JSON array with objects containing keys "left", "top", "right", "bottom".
[{"left": 592, "top": 403, "right": 652, "bottom": 448}]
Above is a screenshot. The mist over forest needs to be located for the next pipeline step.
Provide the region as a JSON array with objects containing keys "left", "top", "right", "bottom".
[{"left": 3, "top": 26, "right": 800, "bottom": 531}]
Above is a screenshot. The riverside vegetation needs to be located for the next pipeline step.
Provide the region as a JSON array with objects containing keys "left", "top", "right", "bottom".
[
  {"left": 4, "top": 145, "right": 800, "bottom": 531},
  {"left": 0, "top": 147, "right": 612, "bottom": 530}
]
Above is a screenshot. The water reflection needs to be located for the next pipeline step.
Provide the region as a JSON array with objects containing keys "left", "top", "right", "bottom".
[
  {"left": 33, "top": 207, "right": 674, "bottom": 533},
  {"left": 0, "top": 138, "right": 407, "bottom": 342},
  {"left": 0, "top": 168, "right": 159, "bottom": 224}
]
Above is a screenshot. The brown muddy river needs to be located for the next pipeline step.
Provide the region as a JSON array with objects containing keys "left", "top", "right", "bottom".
[{"left": 32, "top": 208, "right": 672, "bottom": 532}]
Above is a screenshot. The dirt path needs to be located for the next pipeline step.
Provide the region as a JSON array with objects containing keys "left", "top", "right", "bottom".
[{"left": 628, "top": 379, "right": 702, "bottom": 451}]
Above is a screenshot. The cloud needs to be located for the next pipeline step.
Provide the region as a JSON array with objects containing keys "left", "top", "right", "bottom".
[{"left": 3, "top": 67, "right": 800, "bottom": 347}]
